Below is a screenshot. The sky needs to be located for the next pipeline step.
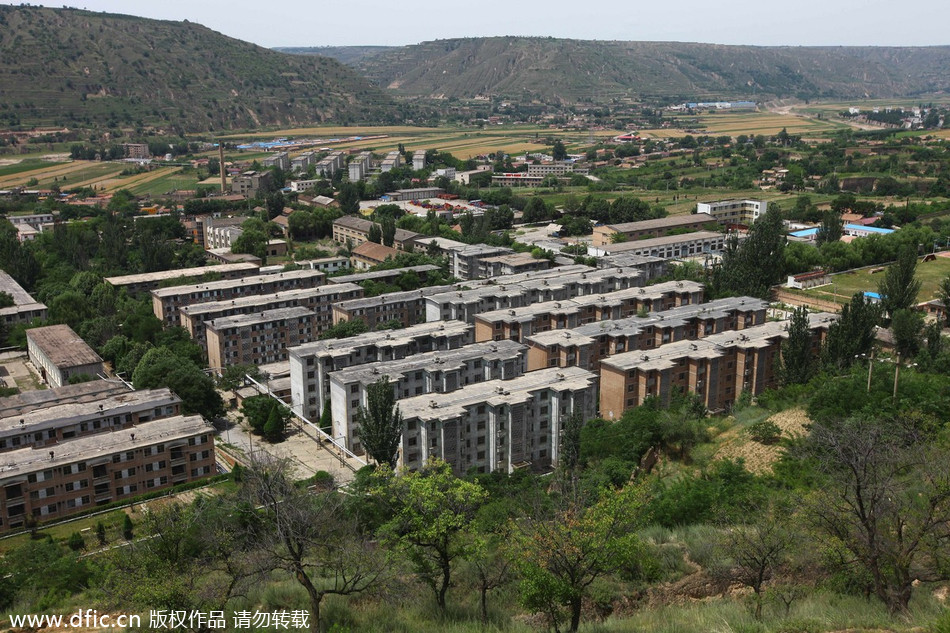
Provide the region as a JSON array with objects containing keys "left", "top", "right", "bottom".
[{"left": 3, "top": 0, "right": 948, "bottom": 48}]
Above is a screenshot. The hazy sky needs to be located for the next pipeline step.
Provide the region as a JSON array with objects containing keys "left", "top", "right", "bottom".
[{"left": 5, "top": 0, "right": 948, "bottom": 48}]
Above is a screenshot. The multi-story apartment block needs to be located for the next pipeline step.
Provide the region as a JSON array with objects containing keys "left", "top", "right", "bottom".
[
  {"left": 596, "top": 253, "right": 668, "bottom": 280},
  {"left": 588, "top": 231, "right": 729, "bottom": 259},
  {"left": 151, "top": 269, "right": 326, "bottom": 327},
  {"left": 348, "top": 152, "right": 372, "bottom": 181},
  {"left": 288, "top": 320, "right": 473, "bottom": 422},
  {"left": 696, "top": 200, "right": 767, "bottom": 227},
  {"left": 525, "top": 297, "right": 768, "bottom": 372},
  {"left": 331, "top": 216, "right": 421, "bottom": 250},
  {"left": 0, "top": 388, "right": 181, "bottom": 453},
  {"left": 206, "top": 306, "right": 316, "bottom": 372},
  {"left": 327, "top": 265, "right": 440, "bottom": 288},
  {"left": 450, "top": 244, "right": 516, "bottom": 280},
  {"left": 478, "top": 253, "right": 551, "bottom": 277},
  {"left": 526, "top": 162, "right": 574, "bottom": 177},
  {"left": 27, "top": 325, "right": 104, "bottom": 388},
  {"left": 231, "top": 171, "right": 273, "bottom": 198},
  {"left": 599, "top": 312, "right": 836, "bottom": 418},
  {"left": 591, "top": 213, "right": 717, "bottom": 246},
  {"left": 332, "top": 284, "right": 459, "bottom": 329},
  {"left": 397, "top": 366, "right": 598, "bottom": 475},
  {"left": 0, "top": 414, "right": 214, "bottom": 532},
  {"left": 105, "top": 263, "right": 259, "bottom": 296},
  {"left": 412, "top": 150, "right": 427, "bottom": 171},
  {"left": 179, "top": 283, "right": 363, "bottom": 349},
  {"left": 474, "top": 281, "right": 705, "bottom": 343},
  {"left": 263, "top": 152, "right": 290, "bottom": 171},
  {"left": 328, "top": 339, "right": 527, "bottom": 451},
  {"left": 291, "top": 152, "right": 315, "bottom": 173},
  {"left": 315, "top": 151, "right": 346, "bottom": 178},
  {"left": 380, "top": 150, "right": 402, "bottom": 172},
  {"left": 0, "top": 270, "right": 47, "bottom": 330},
  {"left": 0, "top": 381, "right": 128, "bottom": 420},
  {"left": 350, "top": 242, "right": 400, "bottom": 270}
]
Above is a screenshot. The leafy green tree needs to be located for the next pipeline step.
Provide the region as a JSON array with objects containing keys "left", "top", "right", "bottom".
[
  {"left": 937, "top": 274, "right": 950, "bottom": 327},
  {"left": 780, "top": 307, "right": 815, "bottom": 386},
  {"left": 375, "top": 459, "right": 488, "bottom": 611},
  {"left": 816, "top": 210, "right": 843, "bottom": 246},
  {"left": 123, "top": 514, "right": 134, "bottom": 540},
  {"left": 522, "top": 196, "right": 551, "bottom": 223},
  {"left": 231, "top": 228, "right": 268, "bottom": 261},
  {"left": 878, "top": 245, "right": 921, "bottom": 319},
  {"left": 551, "top": 139, "right": 568, "bottom": 161},
  {"left": 380, "top": 216, "right": 396, "bottom": 248},
  {"left": 367, "top": 223, "right": 382, "bottom": 244},
  {"left": 355, "top": 376, "right": 402, "bottom": 468},
  {"left": 241, "top": 395, "right": 291, "bottom": 442},
  {"left": 715, "top": 206, "right": 786, "bottom": 299},
  {"left": 822, "top": 293, "right": 880, "bottom": 370},
  {"left": 891, "top": 308, "right": 925, "bottom": 359},
  {"left": 509, "top": 486, "right": 645, "bottom": 633},
  {"left": 263, "top": 404, "right": 289, "bottom": 443},
  {"left": 132, "top": 347, "right": 224, "bottom": 420}
]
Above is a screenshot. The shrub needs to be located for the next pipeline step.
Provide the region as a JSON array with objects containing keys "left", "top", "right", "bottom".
[{"left": 749, "top": 420, "right": 782, "bottom": 444}]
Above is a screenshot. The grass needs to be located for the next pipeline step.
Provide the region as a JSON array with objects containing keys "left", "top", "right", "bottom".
[
  {"left": 804, "top": 253, "right": 950, "bottom": 307},
  {"left": 0, "top": 160, "right": 65, "bottom": 178}
]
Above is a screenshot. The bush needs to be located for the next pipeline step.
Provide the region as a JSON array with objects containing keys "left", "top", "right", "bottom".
[
  {"left": 748, "top": 420, "right": 782, "bottom": 444},
  {"left": 67, "top": 531, "right": 85, "bottom": 552}
]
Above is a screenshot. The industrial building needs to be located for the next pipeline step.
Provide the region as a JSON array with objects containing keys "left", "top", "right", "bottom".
[
  {"left": 0, "top": 270, "right": 47, "bottom": 330},
  {"left": 26, "top": 325, "right": 105, "bottom": 388},
  {"left": 587, "top": 231, "right": 729, "bottom": 259},
  {"left": 591, "top": 213, "right": 717, "bottom": 246}
]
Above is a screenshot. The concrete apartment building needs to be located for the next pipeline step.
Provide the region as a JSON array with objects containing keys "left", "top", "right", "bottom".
[
  {"left": 450, "top": 244, "right": 516, "bottom": 280},
  {"left": 0, "top": 270, "right": 47, "bottom": 330},
  {"left": 350, "top": 242, "right": 400, "bottom": 270},
  {"left": 151, "top": 268, "right": 326, "bottom": 327},
  {"left": 0, "top": 388, "right": 180, "bottom": 453},
  {"left": 412, "top": 150, "right": 427, "bottom": 171},
  {"left": 397, "top": 366, "right": 598, "bottom": 475},
  {"left": 422, "top": 265, "right": 644, "bottom": 324},
  {"left": 231, "top": 171, "right": 273, "bottom": 198},
  {"left": 315, "top": 151, "right": 346, "bottom": 178},
  {"left": 331, "top": 216, "right": 421, "bottom": 251},
  {"left": 206, "top": 306, "right": 316, "bottom": 372},
  {"left": 204, "top": 216, "right": 246, "bottom": 250},
  {"left": 348, "top": 152, "right": 372, "bottom": 181},
  {"left": 526, "top": 162, "right": 574, "bottom": 177},
  {"left": 263, "top": 152, "right": 290, "bottom": 171},
  {"left": 179, "top": 283, "right": 363, "bottom": 349},
  {"left": 0, "top": 414, "right": 214, "bottom": 532},
  {"left": 299, "top": 256, "right": 350, "bottom": 275},
  {"left": 327, "top": 265, "right": 440, "bottom": 288},
  {"left": 588, "top": 231, "right": 729, "bottom": 259},
  {"left": 105, "top": 263, "right": 259, "bottom": 295},
  {"left": 288, "top": 320, "right": 473, "bottom": 422},
  {"left": 599, "top": 312, "right": 836, "bottom": 418},
  {"left": 0, "top": 381, "right": 128, "bottom": 420},
  {"left": 592, "top": 213, "right": 717, "bottom": 246},
  {"left": 596, "top": 254, "right": 668, "bottom": 280},
  {"left": 474, "top": 281, "right": 705, "bottom": 343},
  {"left": 27, "top": 325, "right": 104, "bottom": 388},
  {"left": 332, "top": 284, "right": 459, "bottom": 329},
  {"left": 328, "top": 340, "right": 527, "bottom": 452},
  {"left": 380, "top": 150, "right": 402, "bottom": 172},
  {"left": 478, "top": 253, "right": 551, "bottom": 277},
  {"left": 525, "top": 297, "right": 769, "bottom": 372},
  {"left": 696, "top": 200, "right": 767, "bottom": 227}
]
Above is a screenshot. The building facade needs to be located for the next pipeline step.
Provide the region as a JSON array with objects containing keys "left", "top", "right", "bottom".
[{"left": 26, "top": 325, "right": 104, "bottom": 388}]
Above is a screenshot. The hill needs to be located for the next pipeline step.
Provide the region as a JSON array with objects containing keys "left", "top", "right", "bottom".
[
  {"left": 338, "top": 37, "right": 950, "bottom": 102},
  {"left": 273, "top": 46, "right": 396, "bottom": 65},
  {"left": 0, "top": 6, "right": 402, "bottom": 131}
]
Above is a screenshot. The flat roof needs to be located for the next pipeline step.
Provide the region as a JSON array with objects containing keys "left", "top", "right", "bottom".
[
  {"left": 329, "top": 265, "right": 440, "bottom": 285},
  {"left": 26, "top": 325, "right": 103, "bottom": 369},
  {"left": 105, "top": 263, "right": 259, "bottom": 287},
  {"left": 289, "top": 320, "right": 472, "bottom": 359},
  {"left": 603, "top": 213, "right": 716, "bottom": 233},
  {"left": 334, "top": 284, "right": 459, "bottom": 311},
  {"left": 330, "top": 340, "right": 525, "bottom": 386},
  {"left": 0, "top": 415, "right": 210, "bottom": 476},
  {"left": 844, "top": 224, "right": 895, "bottom": 234},
  {"left": 0, "top": 380, "right": 128, "bottom": 419},
  {"left": 597, "top": 231, "right": 726, "bottom": 254},
  {"left": 206, "top": 306, "right": 315, "bottom": 331},
  {"left": 0, "top": 270, "right": 39, "bottom": 306},
  {"left": 151, "top": 268, "right": 326, "bottom": 299},
  {"left": 398, "top": 366, "right": 596, "bottom": 421},
  {"left": 479, "top": 252, "right": 544, "bottom": 266},
  {"left": 0, "top": 388, "right": 179, "bottom": 436},
  {"left": 180, "top": 283, "right": 363, "bottom": 318}
]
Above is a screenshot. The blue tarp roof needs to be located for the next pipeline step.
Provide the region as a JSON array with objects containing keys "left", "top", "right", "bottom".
[
  {"left": 789, "top": 228, "right": 819, "bottom": 237},
  {"left": 845, "top": 224, "right": 894, "bottom": 234}
]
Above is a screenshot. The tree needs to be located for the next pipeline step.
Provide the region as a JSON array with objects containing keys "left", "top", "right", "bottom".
[
  {"left": 891, "top": 308, "right": 924, "bottom": 359},
  {"left": 367, "top": 223, "right": 382, "bottom": 244},
  {"left": 375, "top": 459, "right": 488, "bottom": 612},
  {"left": 937, "top": 273, "right": 950, "bottom": 327},
  {"left": 123, "top": 514, "right": 134, "bottom": 540},
  {"left": 132, "top": 347, "right": 224, "bottom": 420},
  {"left": 96, "top": 521, "right": 107, "bottom": 546},
  {"left": 241, "top": 395, "right": 291, "bottom": 442},
  {"left": 714, "top": 207, "right": 786, "bottom": 299},
  {"left": 815, "top": 210, "right": 843, "bottom": 246},
  {"left": 244, "top": 458, "right": 386, "bottom": 633},
  {"left": 552, "top": 139, "right": 568, "bottom": 161},
  {"left": 878, "top": 245, "right": 921, "bottom": 319},
  {"left": 231, "top": 228, "right": 268, "bottom": 261},
  {"left": 779, "top": 307, "right": 814, "bottom": 385},
  {"left": 805, "top": 416, "right": 950, "bottom": 613},
  {"left": 509, "top": 486, "right": 645, "bottom": 633},
  {"left": 355, "top": 376, "right": 402, "bottom": 468},
  {"left": 822, "top": 292, "right": 880, "bottom": 370},
  {"left": 522, "top": 196, "right": 551, "bottom": 223},
  {"left": 380, "top": 216, "right": 396, "bottom": 248}
]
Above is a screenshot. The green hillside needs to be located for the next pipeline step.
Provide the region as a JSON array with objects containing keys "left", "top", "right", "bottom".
[
  {"left": 340, "top": 36, "right": 950, "bottom": 102},
  {"left": 0, "top": 6, "right": 401, "bottom": 131}
]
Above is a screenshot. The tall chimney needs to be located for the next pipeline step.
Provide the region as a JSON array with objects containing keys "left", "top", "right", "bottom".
[{"left": 219, "top": 142, "right": 227, "bottom": 193}]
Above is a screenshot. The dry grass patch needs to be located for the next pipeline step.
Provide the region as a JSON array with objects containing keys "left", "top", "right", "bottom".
[{"left": 714, "top": 408, "right": 810, "bottom": 474}]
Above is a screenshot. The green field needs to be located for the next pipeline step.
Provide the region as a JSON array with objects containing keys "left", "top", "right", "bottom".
[
  {"left": 804, "top": 254, "right": 950, "bottom": 307},
  {"left": 0, "top": 159, "right": 65, "bottom": 179}
]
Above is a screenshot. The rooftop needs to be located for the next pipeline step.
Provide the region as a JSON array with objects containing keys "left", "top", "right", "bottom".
[
  {"left": 334, "top": 284, "right": 459, "bottom": 311},
  {"left": 206, "top": 306, "right": 315, "bottom": 331},
  {"left": 0, "top": 270, "right": 39, "bottom": 306},
  {"left": 0, "top": 415, "right": 211, "bottom": 476},
  {"left": 26, "top": 325, "right": 103, "bottom": 369},
  {"left": 329, "top": 265, "right": 440, "bottom": 285},
  {"left": 151, "top": 268, "right": 325, "bottom": 299},
  {"left": 603, "top": 213, "right": 716, "bottom": 233},
  {"left": 0, "top": 380, "right": 128, "bottom": 419},
  {"left": 597, "top": 231, "right": 726, "bottom": 254},
  {"left": 289, "top": 320, "right": 472, "bottom": 359},
  {"left": 104, "top": 263, "right": 259, "bottom": 287},
  {"left": 398, "top": 366, "right": 596, "bottom": 421},
  {"left": 180, "top": 283, "right": 363, "bottom": 318},
  {"left": 351, "top": 241, "right": 400, "bottom": 262}
]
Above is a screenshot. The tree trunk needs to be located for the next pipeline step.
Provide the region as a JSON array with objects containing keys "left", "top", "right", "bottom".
[
  {"left": 480, "top": 584, "right": 488, "bottom": 623},
  {"left": 569, "top": 596, "right": 582, "bottom": 633},
  {"left": 754, "top": 588, "right": 763, "bottom": 620},
  {"left": 437, "top": 556, "right": 451, "bottom": 611}
]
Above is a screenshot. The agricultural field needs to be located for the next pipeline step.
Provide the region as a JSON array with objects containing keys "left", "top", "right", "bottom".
[
  {"left": 803, "top": 252, "right": 950, "bottom": 307},
  {"left": 642, "top": 110, "right": 845, "bottom": 139}
]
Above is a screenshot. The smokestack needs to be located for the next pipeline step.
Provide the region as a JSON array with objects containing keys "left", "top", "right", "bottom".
[{"left": 219, "top": 143, "right": 227, "bottom": 193}]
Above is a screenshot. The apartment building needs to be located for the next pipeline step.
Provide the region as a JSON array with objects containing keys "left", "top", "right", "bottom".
[
  {"left": 328, "top": 340, "right": 527, "bottom": 451},
  {"left": 380, "top": 150, "right": 402, "bottom": 172},
  {"left": 151, "top": 268, "right": 326, "bottom": 327},
  {"left": 350, "top": 241, "right": 400, "bottom": 270},
  {"left": 0, "top": 415, "right": 214, "bottom": 532},
  {"left": 105, "top": 263, "right": 259, "bottom": 296},
  {"left": 474, "top": 281, "right": 705, "bottom": 343},
  {"left": 478, "top": 253, "right": 551, "bottom": 277},
  {"left": 591, "top": 213, "right": 717, "bottom": 246},
  {"left": 206, "top": 306, "right": 316, "bottom": 372},
  {"left": 332, "top": 284, "right": 458, "bottom": 329},
  {"left": 331, "top": 215, "right": 421, "bottom": 251},
  {"left": 397, "top": 366, "right": 597, "bottom": 475},
  {"left": 179, "top": 283, "right": 363, "bottom": 349},
  {"left": 596, "top": 253, "right": 668, "bottom": 280},
  {"left": 525, "top": 297, "right": 768, "bottom": 372},
  {"left": 291, "top": 152, "right": 315, "bottom": 172},
  {"left": 412, "top": 150, "right": 427, "bottom": 171},
  {"left": 526, "top": 162, "right": 574, "bottom": 177},
  {"left": 696, "top": 200, "right": 767, "bottom": 227},
  {"left": 0, "top": 381, "right": 128, "bottom": 420},
  {"left": 588, "top": 231, "right": 729, "bottom": 259},
  {"left": 327, "top": 265, "right": 440, "bottom": 288},
  {"left": 450, "top": 244, "right": 516, "bottom": 280},
  {"left": 348, "top": 152, "right": 372, "bottom": 181},
  {"left": 231, "top": 171, "right": 273, "bottom": 198},
  {"left": 288, "top": 320, "right": 473, "bottom": 422},
  {"left": 27, "top": 325, "right": 104, "bottom": 389},
  {"left": 263, "top": 152, "right": 290, "bottom": 171},
  {"left": 314, "top": 151, "right": 346, "bottom": 178},
  {"left": 0, "top": 270, "right": 47, "bottom": 330},
  {"left": 0, "top": 388, "right": 180, "bottom": 453},
  {"left": 384, "top": 188, "right": 444, "bottom": 202},
  {"left": 599, "top": 312, "right": 836, "bottom": 418}
]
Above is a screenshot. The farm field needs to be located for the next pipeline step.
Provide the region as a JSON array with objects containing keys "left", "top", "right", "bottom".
[
  {"left": 642, "top": 111, "right": 845, "bottom": 139},
  {"left": 803, "top": 252, "right": 950, "bottom": 307}
]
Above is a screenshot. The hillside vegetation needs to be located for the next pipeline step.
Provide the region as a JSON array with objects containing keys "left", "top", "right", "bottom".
[
  {"left": 0, "top": 6, "right": 401, "bottom": 131},
  {"left": 338, "top": 36, "right": 950, "bottom": 102}
]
